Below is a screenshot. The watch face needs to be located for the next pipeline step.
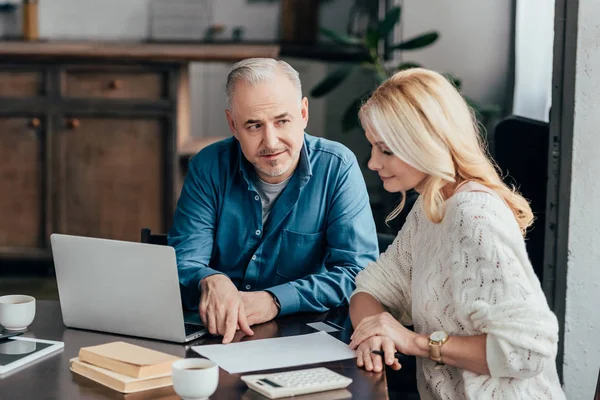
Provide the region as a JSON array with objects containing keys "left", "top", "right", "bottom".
[{"left": 430, "top": 331, "right": 448, "bottom": 342}]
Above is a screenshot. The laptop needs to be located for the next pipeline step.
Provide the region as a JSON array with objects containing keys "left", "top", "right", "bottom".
[{"left": 50, "top": 233, "right": 207, "bottom": 343}]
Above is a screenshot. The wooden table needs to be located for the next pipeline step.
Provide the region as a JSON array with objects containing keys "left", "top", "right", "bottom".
[{"left": 0, "top": 301, "right": 388, "bottom": 399}]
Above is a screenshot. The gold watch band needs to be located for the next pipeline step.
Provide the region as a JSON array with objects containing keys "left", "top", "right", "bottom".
[{"left": 428, "top": 331, "right": 449, "bottom": 365}]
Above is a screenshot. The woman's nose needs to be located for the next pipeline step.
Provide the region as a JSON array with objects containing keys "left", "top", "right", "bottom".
[{"left": 367, "top": 155, "right": 381, "bottom": 172}]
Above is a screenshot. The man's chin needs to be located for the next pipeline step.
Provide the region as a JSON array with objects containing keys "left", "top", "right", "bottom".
[{"left": 256, "top": 162, "right": 291, "bottom": 178}]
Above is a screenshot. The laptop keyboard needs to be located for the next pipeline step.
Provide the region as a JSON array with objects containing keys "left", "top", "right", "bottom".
[{"left": 185, "top": 323, "right": 204, "bottom": 336}]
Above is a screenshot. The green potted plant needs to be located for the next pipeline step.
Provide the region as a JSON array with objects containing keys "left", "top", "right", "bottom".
[{"left": 310, "top": 6, "right": 500, "bottom": 133}]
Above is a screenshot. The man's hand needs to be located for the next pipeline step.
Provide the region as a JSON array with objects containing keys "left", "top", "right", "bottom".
[
  {"left": 240, "top": 291, "right": 280, "bottom": 326},
  {"left": 199, "top": 274, "right": 253, "bottom": 343}
]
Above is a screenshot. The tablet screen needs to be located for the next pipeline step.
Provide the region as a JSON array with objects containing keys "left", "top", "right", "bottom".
[{"left": 0, "top": 339, "right": 54, "bottom": 366}]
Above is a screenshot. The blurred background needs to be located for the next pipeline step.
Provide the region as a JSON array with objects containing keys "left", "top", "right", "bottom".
[
  {"left": 6, "top": 1, "right": 596, "bottom": 397},
  {"left": 0, "top": 0, "right": 551, "bottom": 302},
  {"left": 0, "top": 0, "right": 552, "bottom": 291}
]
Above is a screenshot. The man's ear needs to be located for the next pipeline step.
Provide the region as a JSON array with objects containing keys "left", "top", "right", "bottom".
[
  {"left": 301, "top": 97, "right": 309, "bottom": 129},
  {"left": 225, "top": 109, "right": 238, "bottom": 138}
]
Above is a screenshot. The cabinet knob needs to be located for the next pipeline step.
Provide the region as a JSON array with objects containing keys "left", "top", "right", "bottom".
[
  {"left": 108, "top": 79, "right": 123, "bottom": 90},
  {"left": 28, "top": 118, "right": 41, "bottom": 128},
  {"left": 67, "top": 119, "right": 80, "bottom": 129}
]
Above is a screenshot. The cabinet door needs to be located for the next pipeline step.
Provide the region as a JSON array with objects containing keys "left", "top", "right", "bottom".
[
  {"left": 0, "top": 117, "right": 44, "bottom": 251},
  {"left": 56, "top": 117, "right": 167, "bottom": 242}
]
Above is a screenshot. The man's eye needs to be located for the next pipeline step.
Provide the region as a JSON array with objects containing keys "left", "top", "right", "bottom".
[
  {"left": 248, "top": 124, "right": 260, "bottom": 131},
  {"left": 277, "top": 120, "right": 290, "bottom": 125}
]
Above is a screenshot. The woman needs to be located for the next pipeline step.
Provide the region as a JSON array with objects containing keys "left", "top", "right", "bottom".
[{"left": 349, "top": 68, "right": 565, "bottom": 399}]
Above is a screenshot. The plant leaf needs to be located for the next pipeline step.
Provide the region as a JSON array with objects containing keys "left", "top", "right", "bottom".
[
  {"left": 342, "top": 91, "right": 372, "bottom": 132},
  {"left": 375, "top": 72, "right": 387, "bottom": 84},
  {"left": 443, "top": 73, "right": 462, "bottom": 89},
  {"left": 378, "top": 6, "right": 401, "bottom": 37},
  {"left": 396, "top": 62, "right": 422, "bottom": 71},
  {"left": 393, "top": 31, "right": 439, "bottom": 50},
  {"left": 310, "top": 65, "right": 354, "bottom": 98},
  {"left": 319, "top": 27, "right": 362, "bottom": 45},
  {"left": 464, "top": 96, "right": 501, "bottom": 117},
  {"left": 365, "top": 28, "right": 380, "bottom": 51}
]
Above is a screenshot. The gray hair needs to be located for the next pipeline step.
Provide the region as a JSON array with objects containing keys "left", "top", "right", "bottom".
[{"left": 225, "top": 58, "right": 302, "bottom": 109}]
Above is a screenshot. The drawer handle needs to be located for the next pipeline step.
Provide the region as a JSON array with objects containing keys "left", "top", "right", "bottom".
[
  {"left": 67, "top": 119, "right": 80, "bottom": 129},
  {"left": 28, "top": 118, "right": 41, "bottom": 128},
  {"left": 108, "top": 79, "right": 123, "bottom": 90}
]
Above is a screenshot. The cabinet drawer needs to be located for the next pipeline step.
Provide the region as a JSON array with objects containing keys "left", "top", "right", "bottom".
[
  {"left": 0, "top": 70, "right": 44, "bottom": 98},
  {"left": 62, "top": 69, "right": 166, "bottom": 101}
]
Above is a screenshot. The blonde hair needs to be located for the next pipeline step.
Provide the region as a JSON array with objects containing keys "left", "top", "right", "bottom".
[{"left": 359, "top": 68, "right": 533, "bottom": 235}]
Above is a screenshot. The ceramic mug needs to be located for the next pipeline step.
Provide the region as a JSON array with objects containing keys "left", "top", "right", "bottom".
[
  {"left": 171, "top": 358, "right": 219, "bottom": 400},
  {"left": 0, "top": 295, "right": 36, "bottom": 331}
]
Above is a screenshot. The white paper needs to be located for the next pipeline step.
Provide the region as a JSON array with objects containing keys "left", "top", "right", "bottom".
[
  {"left": 307, "top": 322, "right": 340, "bottom": 333},
  {"left": 192, "top": 331, "right": 356, "bottom": 374}
]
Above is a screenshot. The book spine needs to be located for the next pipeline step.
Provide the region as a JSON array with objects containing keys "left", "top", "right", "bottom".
[
  {"left": 78, "top": 349, "right": 141, "bottom": 378},
  {"left": 71, "top": 362, "right": 126, "bottom": 392}
]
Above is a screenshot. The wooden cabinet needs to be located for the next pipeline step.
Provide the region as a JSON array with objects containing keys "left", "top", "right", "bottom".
[
  {"left": 0, "top": 62, "right": 181, "bottom": 261},
  {"left": 0, "top": 40, "right": 280, "bottom": 264},
  {"left": 0, "top": 117, "right": 44, "bottom": 251},
  {"left": 56, "top": 117, "right": 166, "bottom": 243},
  {"left": 62, "top": 67, "right": 166, "bottom": 101},
  {"left": 0, "top": 68, "right": 44, "bottom": 97}
]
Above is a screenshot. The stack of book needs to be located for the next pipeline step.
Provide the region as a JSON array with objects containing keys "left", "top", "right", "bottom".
[{"left": 70, "top": 341, "right": 181, "bottom": 393}]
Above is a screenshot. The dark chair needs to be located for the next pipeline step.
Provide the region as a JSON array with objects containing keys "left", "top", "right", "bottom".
[
  {"left": 377, "top": 232, "right": 396, "bottom": 254},
  {"left": 140, "top": 228, "right": 168, "bottom": 246},
  {"left": 494, "top": 115, "right": 549, "bottom": 282}
]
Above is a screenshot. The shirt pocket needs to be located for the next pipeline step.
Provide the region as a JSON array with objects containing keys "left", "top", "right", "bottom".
[{"left": 276, "top": 229, "right": 327, "bottom": 280}]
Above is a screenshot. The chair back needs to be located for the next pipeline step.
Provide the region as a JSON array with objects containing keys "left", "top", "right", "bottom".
[
  {"left": 377, "top": 232, "right": 395, "bottom": 254},
  {"left": 494, "top": 115, "right": 549, "bottom": 281},
  {"left": 140, "top": 228, "right": 168, "bottom": 246}
]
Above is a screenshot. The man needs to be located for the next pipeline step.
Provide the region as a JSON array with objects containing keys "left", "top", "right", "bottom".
[{"left": 169, "top": 58, "right": 378, "bottom": 344}]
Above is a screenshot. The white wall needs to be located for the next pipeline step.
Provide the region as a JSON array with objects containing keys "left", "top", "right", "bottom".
[
  {"left": 563, "top": 0, "right": 600, "bottom": 397},
  {"left": 38, "top": 0, "right": 279, "bottom": 41},
  {"left": 400, "top": 0, "right": 513, "bottom": 107},
  {"left": 512, "top": 0, "right": 554, "bottom": 122}
]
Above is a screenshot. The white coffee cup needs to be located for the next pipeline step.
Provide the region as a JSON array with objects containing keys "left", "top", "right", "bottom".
[
  {"left": 171, "top": 358, "right": 219, "bottom": 400},
  {"left": 0, "top": 295, "right": 36, "bottom": 331}
]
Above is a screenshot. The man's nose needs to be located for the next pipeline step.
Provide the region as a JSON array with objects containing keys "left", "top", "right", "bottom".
[{"left": 263, "top": 125, "right": 279, "bottom": 149}]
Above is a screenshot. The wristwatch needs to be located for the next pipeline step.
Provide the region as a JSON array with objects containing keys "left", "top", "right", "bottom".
[
  {"left": 268, "top": 291, "right": 281, "bottom": 313},
  {"left": 428, "top": 330, "right": 449, "bottom": 367}
]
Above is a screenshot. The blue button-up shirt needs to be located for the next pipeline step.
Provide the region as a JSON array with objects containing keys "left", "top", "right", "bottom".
[{"left": 168, "top": 133, "right": 379, "bottom": 316}]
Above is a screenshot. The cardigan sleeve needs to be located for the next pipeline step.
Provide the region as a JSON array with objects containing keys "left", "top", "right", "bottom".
[
  {"left": 448, "top": 197, "right": 559, "bottom": 379},
  {"left": 352, "top": 209, "right": 417, "bottom": 325}
]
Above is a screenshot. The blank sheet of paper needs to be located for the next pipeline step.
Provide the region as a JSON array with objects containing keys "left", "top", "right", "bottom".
[{"left": 191, "top": 331, "right": 356, "bottom": 374}]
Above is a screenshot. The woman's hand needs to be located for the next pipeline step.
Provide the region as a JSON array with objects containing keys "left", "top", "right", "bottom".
[
  {"left": 355, "top": 335, "right": 402, "bottom": 372},
  {"left": 350, "top": 312, "right": 418, "bottom": 356}
]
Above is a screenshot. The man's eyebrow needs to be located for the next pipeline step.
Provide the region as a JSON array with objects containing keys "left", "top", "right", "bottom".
[
  {"left": 274, "top": 112, "right": 291, "bottom": 119},
  {"left": 244, "top": 119, "right": 262, "bottom": 124}
]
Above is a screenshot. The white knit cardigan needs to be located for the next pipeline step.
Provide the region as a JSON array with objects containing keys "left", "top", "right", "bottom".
[{"left": 353, "top": 189, "right": 566, "bottom": 399}]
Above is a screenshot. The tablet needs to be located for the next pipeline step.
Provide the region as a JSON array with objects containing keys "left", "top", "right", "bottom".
[{"left": 0, "top": 336, "right": 64, "bottom": 375}]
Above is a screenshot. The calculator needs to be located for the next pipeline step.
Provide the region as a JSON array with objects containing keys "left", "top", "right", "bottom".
[{"left": 241, "top": 367, "right": 352, "bottom": 399}]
